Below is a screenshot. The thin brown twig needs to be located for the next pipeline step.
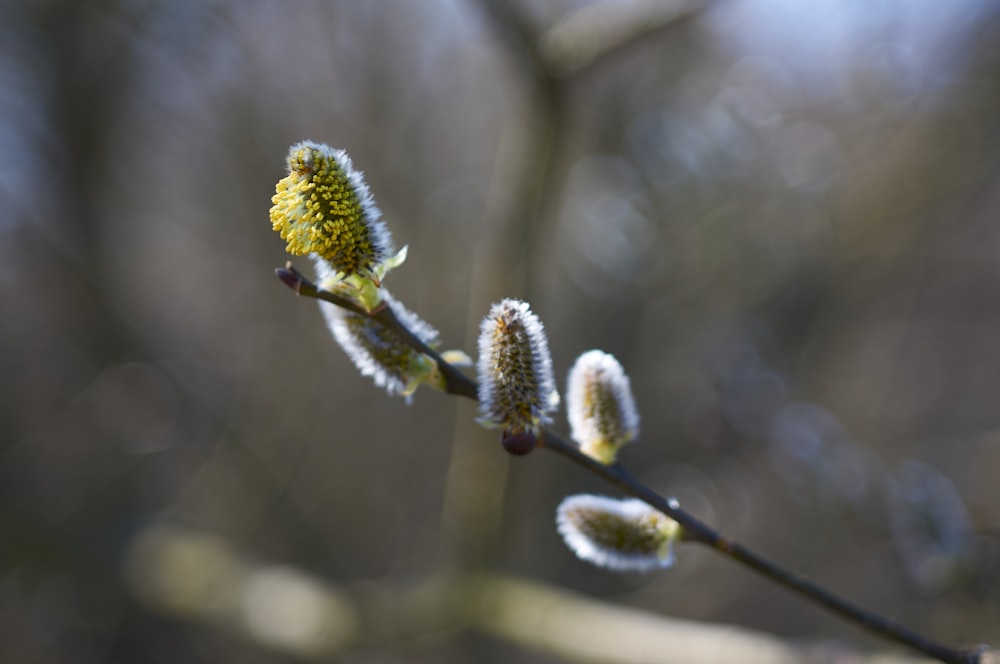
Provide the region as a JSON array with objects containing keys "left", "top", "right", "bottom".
[{"left": 275, "top": 264, "right": 988, "bottom": 664}]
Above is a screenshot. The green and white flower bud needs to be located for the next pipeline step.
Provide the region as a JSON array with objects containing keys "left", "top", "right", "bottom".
[
  {"left": 320, "top": 291, "right": 467, "bottom": 401},
  {"left": 566, "top": 350, "right": 639, "bottom": 464},
  {"left": 476, "top": 299, "right": 559, "bottom": 451},
  {"left": 556, "top": 494, "right": 681, "bottom": 572}
]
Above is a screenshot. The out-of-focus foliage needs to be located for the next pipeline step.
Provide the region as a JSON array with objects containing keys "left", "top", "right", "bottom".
[{"left": 1, "top": 0, "right": 999, "bottom": 661}]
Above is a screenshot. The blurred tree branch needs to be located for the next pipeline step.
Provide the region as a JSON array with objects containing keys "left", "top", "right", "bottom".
[
  {"left": 538, "top": 0, "right": 709, "bottom": 76},
  {"left": 129, "top": 524, "right": 990, "bottom": 664}
]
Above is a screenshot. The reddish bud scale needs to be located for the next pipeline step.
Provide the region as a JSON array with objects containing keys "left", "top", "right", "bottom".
[{"left": 501, "top": 430, "right": 538, "bottom": 456}]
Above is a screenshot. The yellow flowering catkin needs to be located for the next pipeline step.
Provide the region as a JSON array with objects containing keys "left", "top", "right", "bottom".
[{"left": 270, "top": 141, "right": 394, "bottom": 280}]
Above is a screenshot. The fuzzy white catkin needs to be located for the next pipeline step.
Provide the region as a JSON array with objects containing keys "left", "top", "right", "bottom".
[
  {"left": 477, "top": 299, "right": 559, "bottom": 433},
  {"left": 319, "top": 290, "right": 439, "bottom": 400},
  {"left": 556, "top": 494, "right": 678, "bottom": 572},
  {"left": 566, "top": 350, "right": 639, "bottom": 463}
]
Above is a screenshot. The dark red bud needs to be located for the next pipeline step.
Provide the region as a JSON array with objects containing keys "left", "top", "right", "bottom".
[
  {"left": 276, "top": 268, "right": 302, "bottom": 293},
  {"left": 501, "top": 430, "right": 537, "bottom": 456}
]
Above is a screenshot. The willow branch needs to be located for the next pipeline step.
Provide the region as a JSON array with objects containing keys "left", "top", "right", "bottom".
[
  {"left": 277, "top": 263, "right": 476, "bottom": 399},
  {"left": 275, "top": 265, "right": 989, "bottom": 664}
]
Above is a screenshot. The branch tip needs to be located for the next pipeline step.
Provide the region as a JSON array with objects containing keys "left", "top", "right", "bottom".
[{"left": 275, "top": 267, "right": 303, "bottom": 294}]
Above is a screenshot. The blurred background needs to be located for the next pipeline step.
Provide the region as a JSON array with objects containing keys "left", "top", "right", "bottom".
[{"left": 2, "top": 0, "right": 1000, "bottom": 661}]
